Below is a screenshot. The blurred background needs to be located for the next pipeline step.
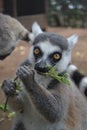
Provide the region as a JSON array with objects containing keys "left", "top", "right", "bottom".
[
  {"left": 48, "top": 0, "right": 87, "bottom": 28},
  {"left": 0, "top": 0, "right": 87, "bottom": 28},
  {"left": 0, "top": 0, "right": 87, "bottom": 130}
]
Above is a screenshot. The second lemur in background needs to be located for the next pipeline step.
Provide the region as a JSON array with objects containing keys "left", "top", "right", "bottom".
[{"left": 0, "top": 13, "right": 30, "bottom": 60}]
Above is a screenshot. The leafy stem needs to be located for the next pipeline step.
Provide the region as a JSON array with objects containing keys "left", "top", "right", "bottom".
[{"left": 42, "top": 65, "right": 70, "bottom": 86}]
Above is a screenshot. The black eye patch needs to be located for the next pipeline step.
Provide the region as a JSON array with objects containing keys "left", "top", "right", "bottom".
[
  {"left": 33, "top": 46, "right": 43, "bottom": 60},
  {"left": 49, "top": 52, "right": 62, "bottom": 63}
]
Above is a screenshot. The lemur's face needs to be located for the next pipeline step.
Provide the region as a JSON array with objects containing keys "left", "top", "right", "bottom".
[
  {"left": 33, "top": 41, "right": 62, "bottom": 73},
  {"left": 29, "top": 23, "right": 78, "bottom": 74}
]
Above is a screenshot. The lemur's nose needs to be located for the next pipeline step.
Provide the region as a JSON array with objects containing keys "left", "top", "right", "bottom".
[{"left": 34, "top": 61, "right": 49, "bottom": 73}]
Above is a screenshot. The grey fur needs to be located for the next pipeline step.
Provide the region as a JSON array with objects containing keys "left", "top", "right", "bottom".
[
  {"left": 0, "top": 13, "right": 29, "bottom": 59},
  {"left": 33, "top": 32, "right": 68, "bottom": 50},
  {"left": 12, "top": 121, "right": 25, "bottom": 130}
]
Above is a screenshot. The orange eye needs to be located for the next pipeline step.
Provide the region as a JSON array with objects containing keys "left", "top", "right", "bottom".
[
  {"left": 53, "top": 53, "right": 60, "bottom": 60},
  {"left": 34, "top": 48, "right": 40, "bottom": 55}
]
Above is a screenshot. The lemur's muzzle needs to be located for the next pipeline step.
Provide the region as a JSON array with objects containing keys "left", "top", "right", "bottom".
[{"left": 34, "top": 60, "right": 50, "bottom": 73}]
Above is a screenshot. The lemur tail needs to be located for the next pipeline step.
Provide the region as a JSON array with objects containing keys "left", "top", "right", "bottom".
[{"left": 67, "top": 64, "right": 87, "bottom": 97}]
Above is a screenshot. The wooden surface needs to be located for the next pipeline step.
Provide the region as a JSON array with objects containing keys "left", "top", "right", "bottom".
[{"left": 17, "top": 14, "right": 47, "bottom": 30}]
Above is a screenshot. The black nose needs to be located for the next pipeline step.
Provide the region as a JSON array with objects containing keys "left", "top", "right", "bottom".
[{"left": 34, "top": 62, "right": 50, "bottom": 73}]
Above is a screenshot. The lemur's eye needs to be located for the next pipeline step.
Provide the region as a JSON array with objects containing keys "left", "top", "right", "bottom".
[
  {"left": 33, "top": 47, "right": 43, "bottom": 59},
  {"left": 34, "top": 47, "right": 40, "bottom": 55},
  {"left": 53, "top": 53, "right": 60, "bottom": 60},
  {"left": 52, "top": 52, "right": 61, "bottom": 62}
]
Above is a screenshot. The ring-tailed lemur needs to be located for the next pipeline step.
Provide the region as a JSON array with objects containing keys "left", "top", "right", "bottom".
[
  {"left": 22, "top": 22, "right": 87, "bottom": 98},
  {"left": 0, "top": 13, "right": 30, "bottom": 60},
  {"left": 2, "top": 23, "right": 87, "bottom": 130}
]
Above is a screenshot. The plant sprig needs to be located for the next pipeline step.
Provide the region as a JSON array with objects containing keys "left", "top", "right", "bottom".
[
  {"left": 14, "top": 77, "right": 22, "bottom": 92},
  {"left": 8, "top": 112, "right": 15, "bottom": 119},
  {"left": 0, "top": 103, "right": 9, "bottom": 111},
  {"left": 3, "top": 77, "right": 22, "bottom": 112},
  {"left": 42, "top": 65, "right": 70, "bottom": 86}
]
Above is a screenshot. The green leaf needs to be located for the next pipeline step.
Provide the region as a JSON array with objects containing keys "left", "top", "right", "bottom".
[
  {"left": 15, "top": 78, "right": 22, "bottom": 92},
  {"left": 42, "top": 65, "right": 70, "bottom": 86},
  {"left": 0, "top": 104, "right": 4, "bottom": 110},
  {"left": 8, "top": 112, "right": 15, "bottom": 119},
  {"left": 0, "top": 103, "right": 10, "bottom": 111}
]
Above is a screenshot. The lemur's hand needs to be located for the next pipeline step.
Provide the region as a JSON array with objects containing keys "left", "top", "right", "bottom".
[
  {"left": 1, "top": 79, "right": 16, "bottom": 96},
  {"left": 16, "top": 66, "right": 35, "bottom": 87}
]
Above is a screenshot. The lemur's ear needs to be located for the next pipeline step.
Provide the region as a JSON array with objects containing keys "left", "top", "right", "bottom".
[
  {"left": 29, "top": 22, "right": 43, "bottom": 43},
  {"left": 67, "top": 34, "right": 78, "bottom": 51}
]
